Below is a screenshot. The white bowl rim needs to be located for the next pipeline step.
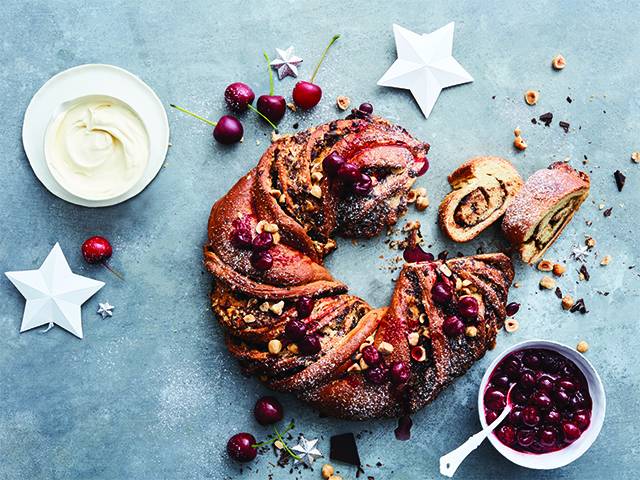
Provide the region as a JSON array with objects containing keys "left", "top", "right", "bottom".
[{"left": 477, "top": 339, "right": 606, "bottom": 470}]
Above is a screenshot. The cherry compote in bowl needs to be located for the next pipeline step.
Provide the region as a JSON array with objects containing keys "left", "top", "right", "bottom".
[{"left": 478, "top": 340, "right": 605, "bottom": 470}]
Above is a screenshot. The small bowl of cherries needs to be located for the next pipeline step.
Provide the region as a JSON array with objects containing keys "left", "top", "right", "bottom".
[{"left": 478, "top": 339, "right": 605, "bottom": 470}]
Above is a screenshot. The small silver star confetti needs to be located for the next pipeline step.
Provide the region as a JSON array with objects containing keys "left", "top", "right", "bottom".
[
  {"left": 571, "top": 246, "right": 590, "bottom": 262},
  {"left": 270, "top": 46, "right": 303, "bottom": 80},
  {"left": 97, "top": 302, "right": 114, "bottom": 319},
  {"left": 292, "top": 435, "right": 322, "bottom": 467}
]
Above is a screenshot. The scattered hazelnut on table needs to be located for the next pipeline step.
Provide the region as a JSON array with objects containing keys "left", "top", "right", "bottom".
[
  {"left": 631, "top": 151, "right": 640, "bottom": 163},
  {"left": 514, "top": 134, "right": 527, "bottom": 151},
  {"left": 585, "top": 236, "right": 596, "bottom": 248},
  {"left": 537, "top": 259, "right": 553, "bottom": 272},
  {"left": 505, "top": 318, "right": 519, "bottom": 333},
  {"left": 561, "top": 295, "right": 574, "bottom": 310},
  {"left": 322, "top": 463, "right": 335, "bottom": 479},
  {"left": 552, "top": 263, "right": 566, "bottom": 276},
  {"left": 539, "top": 276, "right": 556, "bottom": 289},
  {"left": 336, "top": 96, "right": 351, "bottom": 110},
  {"left": 552, "top": 54, "right": 566, "bottom": 70},
  {"left": 524, "top": 90, "right": 539, "bottom": 105},
  {"left": 576, "top": 340, "right": 589, "bottom": 353},
  {"left": 600, "top": 255, "right": 612, "bottom": 266},
  {"left": 416, "top": 195, "right": 430, "bottom": 211}
]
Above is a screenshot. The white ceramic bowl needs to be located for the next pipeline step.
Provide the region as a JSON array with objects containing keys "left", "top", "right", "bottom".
[{"left": 477, "top": 339, "right": 605, "bottom": 470}]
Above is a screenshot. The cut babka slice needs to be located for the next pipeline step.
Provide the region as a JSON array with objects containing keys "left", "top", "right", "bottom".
[
  {"left": 501, "top": 162, "right": 590, "bottom": 263},
  {"left": 438, "top": 156, "right": 523, "bottom": 242}
]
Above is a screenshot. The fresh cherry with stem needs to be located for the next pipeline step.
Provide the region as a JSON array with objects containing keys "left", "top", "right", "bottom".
[
  {"left": 292, "top": 34, "right": 340, "bottom": 109},
  {"left": 224, "top": 82, "right": 255, "bottom": 112},
  {"left": 81, "top": 236, "right": 123, "bottom": 279},
  {"left": 170, "top": 104, "right": 243, "bottom": 144},
  {"left": 255, "top": 52, "right": 286, "bottom": 125}
]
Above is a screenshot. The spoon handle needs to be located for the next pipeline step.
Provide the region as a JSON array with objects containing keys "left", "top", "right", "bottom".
[{"left": 439, "top": 405, "right": 511, "bottom": 478}]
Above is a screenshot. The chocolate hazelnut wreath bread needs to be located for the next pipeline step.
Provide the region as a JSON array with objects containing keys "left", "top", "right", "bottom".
[
  {"left": 439, "top": 156, "right": 523, "bottom": 242},
  {"left": 502, "top": 162, "right": 590, "bottom": 264},
  {"left": 205, "top": 114, "right": 514, "bottom": 420}
]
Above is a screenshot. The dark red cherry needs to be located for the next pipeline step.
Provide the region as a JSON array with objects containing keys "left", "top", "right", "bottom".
[
  {"left": 81, "top": 236, "right": 113, "bottom": 264},
  {"left": 284, "top": 320, "right": 307, "bottom": 342},
  {"left": 544, "top": 408, "right": 562, "bottom": 424},
  {"left": 336, "top": 162, "right": 361, "bottom": 184},
  {"left": 403, "top": 245, "right": 434, "bottom": 263},
  {"left": 352, "top": 173, "right": 373, "bottom": 195},
  {"left": 358, "top": 102, "right": 373, "bottom": 115},
  {"left": 510, "top": 387, "right": 528, "bottom": 406},
  {"left": 431, "top": 282, "right": 453, "bottom": 304},
  {"left": 442, "top": 315, "right": 465, "bottom": 337},
  {"left": 292, "top": 81, "right": 322, "bottom": 109},
  {"left": 517, "top": 429, "right": 536, "bottom": 448},
  {"left": 553, "top": 388, "right": 571, "bottom": 407},
  {"left": 257, "top": 95, "right": 286, "bottom": 123},
  {"left": 506, "top": 302, "right": 520, "bottom": 316},
  {"left": 537, "top": 375, "right": 555, "bottom": 392},
  {"left": 231, "top": 228, "right": 253, "bottom": 249},
  {"left": 486, "top": 410, "right": 499, "bottom": 424},
  {"left": 457, "top": 296, "right": 479, "bottom": 320},
  {"left": 251, "top": 232, "right": 273, "bottom": 251},
  {"left": 502, "top": 357, "right": 522, "bottom": 379},
  {"left": 323, "top": 152, "right": 346, "bottom": 177},
  {"left": 299, "top": 334, "right": 322, "bottom": 355},
  {"left": 484, "top": 387, "right": 506, "bottom": 411},
  {"left": 541, "top": 353, "right": 561, "bottom": 373},
  {"left": 538, "top": 426, "right": 558, "bottom": 447},
  {"left": 557, "top": 378, "right": 577, "bottom": 393},
  {"left": 224, "top": 82, "right": 255, "bottom": 112},
  {"left": 523, "top": 352, "right": 542, "bottom": 369},
  {"left": 573, "top": 410, "right": 590, "bottom": 430},
  {"left": 518, "top": 371, "right": 536, "bottom": 391},
  {"left": 522, "top": 406, "right": 541, "bottom": 427},
  {"left": 532, "top": 391, "right": 552, "bottom": 409},
  {"left": 390, "top": 361, "right": 411, "bottom": 384},
  {"left": 491, "top": 374, "right": 510, "bottom": 389},
  {"left": 361, "top": 345, "right": 381, "bottom": 367},
  {"left": 227, "top": 433, "right": 257, "bottom": 462},
  {"left": 497, "top": 425, "right": 516, "bottom": 445},
  {"left": 254, "top": 396, "right": 283, "bottom": 425},
  {"left": 562, "top": 421, "right": 581, "bottom": 442},
  {"left": 295, "top": 296, "right": 315, "bottom": 318},
  {"left": 508, "top": 407, "right": 523, "bottom": 426},
  {"left": 213, "top": 115, "right": 244, "bottom": 144},
  {"left": 250, "top": 250, "right": 273, "bottom": 270},
  {"left": 365, "top": 365, "right": 388, "bottom": 385}
]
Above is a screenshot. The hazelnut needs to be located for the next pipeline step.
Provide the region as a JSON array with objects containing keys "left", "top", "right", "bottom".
[
  {"left": 585, "top": 236, "right": 596, "bottom": 248},
  {"left": 336, "top": 95, "right": 351, "bottom": 110},
  {"left": 264, "top": 222, "right": 279, "bottom": 233},
  {"left": 631, "top": 151, "right": 640, "bottom": 163},
  {"left": 561, "top": 295, "right": 574, "bottom": 310},
  {"left": 576, "top": 340, "right": 589, "bottom": 353},
  {"left": 269, "top": 301, "right": 285, "bottom": 316},
  {"left": 243, "top": 314, "right": 256, "bottom": 324},
  {"left": 322, "top": 464, "right": 335, "bottom": 479},
  {"left": 378, "top": 341, "right": 394, "bottom": 354},
  {"left": 403, "top": 220, "right": 421, "bottom": 231},
  {"left": 416, "top": 196, "right": 430, "bottom": 211},
  {"left": 552, "top": 54, "right": 566, "bottom": 70},
  {"left": 310, "top": 184, "right": 323, "bottom": 199},
  {"left": 504, "top": 318, "right": 519, "bottom": 333},
  {"left": 406, "top": 189, "right": 419, "bottom": 203},
  {"left": 552, "top": 263, "right": 566, "bottom": 276},
  {"left": 255, "top": 220, "right": 268, "bottom": 233},
  {"left": 600, "top": 255, "right": 611, "bottom": 266},
  {"left": 514, "top": 127, "right": 522, "bottom": 137},
  {"left": 274, "top": 440, "right": 284, "bottom": 450},
  {"left": 287, "top": 343, "right": 299, "bottom": 354},
  {"left": 465, "top": 326, "right": 478, "bottom": 337},
  {"left": 359, "top": 358, "right": 369, "bottom": 370},
  {"left": 259, "top": 302, "right": 270, "bottom": 312},
  {"left": 539, "top": 276, "right": 556, "bottom": 290},
  {"left": 268, "top": 339, "right": 282, "bottom": 355},
  {"left": 524, "top": 90, "right": 539, "bottom": 105},
  {"left": 411, "top": 345, "right": 427, "bottom": 362},
  {"left": 537, "top": 259, "right": 553, "bottom": 272},
  {"left": 287, "top": 102, "right": 297, "bottom": 112},
  {"left": 311, "top": 171, "right": 323, "bottom": 183},
  {"left": 514, "top": 135, "right": 528, "bottom": 151},
  {"left": 407, "top": 332, "right": 420, "bottom": 346}
]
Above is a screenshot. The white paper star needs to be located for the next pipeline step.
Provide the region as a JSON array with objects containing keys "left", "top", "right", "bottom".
[
  {"left": 571, "top": 245, "right": 590, "bottom": 262},
  {"left": 378, "top": 23, "right": 474, "bottom": 118},
  {"left": 97, "top": 301, "right": 114, "bottom": 319},
  {"left": 292, "top": 435, "right": 322, "bottom": 467},
  {"left": 5, "top": 243, "right": 104, "bottom": 338},
  {"left": 270, "top": 46, "right": 303, "bottom": 80}
]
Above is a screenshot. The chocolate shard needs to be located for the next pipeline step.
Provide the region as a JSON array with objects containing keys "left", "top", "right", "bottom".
[
  {"left": 570, "top": 298, "right": 588, "bottom": 314},
  {"left": 603, "top": 207, "right": 613, "bottom": 217},
  {"left": 579, "top": 264, "right": 590, "bottom": 281},
  {"left": 559, "top": 121, "right": 570, "bottom": 133},
  {"left": 539, "top": 112, "right": 553, "bottom": 127},
  {"left": 614, "top": 170, "right": 626, "bottom": 192},
  {"left": 330, "top": 433, "right": 361, "bottom": 466}
]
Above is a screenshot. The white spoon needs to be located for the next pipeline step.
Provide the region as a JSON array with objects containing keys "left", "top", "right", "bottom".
[{"left": 439, "top": 385, "right": 514, "bottom": 477}]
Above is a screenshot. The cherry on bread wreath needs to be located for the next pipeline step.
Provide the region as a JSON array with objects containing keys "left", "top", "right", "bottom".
[
  {"left": 438, "top": 156, "right": 523, "bottom": 242},
  {"left": 205, "top": 114, "right": 514, "bottom": 420}
]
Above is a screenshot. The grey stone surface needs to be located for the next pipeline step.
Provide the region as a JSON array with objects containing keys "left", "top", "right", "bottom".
[{"left": 0, "top": 1, "right": 638, "bottom": 479}]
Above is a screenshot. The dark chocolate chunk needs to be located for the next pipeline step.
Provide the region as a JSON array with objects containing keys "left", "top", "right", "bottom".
[
  {"left": 603, "top": 207, "right": 613, "bottom": 217},
  {"left": 566, "top": 96, "right": 573, "bottom": 103},
  {"left": 579, "top": 264, "right": 590, "bottom": 281},
  {"left": 559, "top": 121, "right": 570, "bottom": 133},
  {"left": 330, "top": 433, "right": 361, "bottom": 466},
  {"left": 539, "top": 112, "right": 553, "bottom": 127},
  {"left": 531, "top": 118, "right": 537, "bottom": 124},
  {"left": 555, "top": 287, "right": 563, "bottom": 299},
  {"left": 614, "top": 170, "right": 626, "bottom": 191},
  {"left": 292, "top": 122, "right": 299, "bottom": 129},
  {"left": 570, "top": 298, "right": 588, "bottom": 314}
]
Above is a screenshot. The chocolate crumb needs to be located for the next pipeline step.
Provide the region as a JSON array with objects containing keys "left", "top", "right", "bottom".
[
  {"left": 559, "top": 121, "right": 570, "bottom": 133},
  {"left": 570, "top": 298, "right": 588, "bottom": 314},
  {"left": 614, "top": 170, "right": 626, "bottom": 191},
  {"left": 566, "top": 96, "right": 573, "bottom": 103},
  {"left": 539, "top": 112, "right": 553, "bottom": 127},
  {"left": 603, "top": 207, "right": 613, "bottom": 217},
  {"left": 292, "top": 122, "right": 299, "bottom": 129},
  {"left": 555, "top": 287, "right": 563, "bottom": 299},
  {"left": 492, "top": 95, "right": 496, "bottom": 100},
  {"left": 531, "top": 118, "right": 538, "bottom": 124},
  {"left": 579, "top": 264, "right": 590, "bottom": 281}
]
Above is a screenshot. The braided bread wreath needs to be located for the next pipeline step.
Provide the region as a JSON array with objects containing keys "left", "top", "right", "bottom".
[{"left": 204, "top": 113, "right": 514, "bottom": 421}]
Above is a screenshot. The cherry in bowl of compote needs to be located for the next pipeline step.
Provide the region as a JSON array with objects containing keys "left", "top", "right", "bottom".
[{"left": 478, "top": 340, "right": 605, "bottom": 470}]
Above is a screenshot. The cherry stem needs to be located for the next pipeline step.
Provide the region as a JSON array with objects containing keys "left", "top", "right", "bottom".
[
  {"left": 101, "top": 261, "right": 124, "bottom": 280},
  {"left": 251, "top": 421, "right": 300, "bottom": 459},
  {"left": 310, "top": 34, "right": 340, "bottom": 83},
  {"left": 247, "top": 104, "right": 278, "bottom": 130},
  {"left": 263, "top": 51, "right": 274, "bottom": 96},
  {"left": 170, "top": 104, "right": 217, "bottom": 126}
]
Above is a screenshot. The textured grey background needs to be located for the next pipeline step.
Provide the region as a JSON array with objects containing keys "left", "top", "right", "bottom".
[{"left": 0, "top": 1, "right": 638, "bottom": 479}]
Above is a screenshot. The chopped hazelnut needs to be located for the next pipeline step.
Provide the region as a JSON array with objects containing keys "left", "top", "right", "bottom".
[
  {"left": 552, "top": 263, "right": 566, "bottom": 276},
  {"left": 632, "top": 151, "right": 640, "bottom": 163},
  {"left": 311, "top": 171, "right": 323, "bottom": 183},
  {"left": 537, "top": 259, "right": 553, "bottom": 272},
  {"left": 259, "top": 301, "right": 270, "bottom": 312},
  {"left": 524, "top": 90, "right": 539, "bottom": 106},
  {"left": 274, "top": 440, "right": 284, "bottom": 450},
  {"left": 504, "top": 318, "right": 519, "bottom": 333},
  {"left": 416, "top": 195, "right": 430, "bottom": 211},
  {"left": 322, "top": 464, "right": 335, "bottom": 479},
  {"left": 268, "top": 339, "right": 282, "bottom": 354},
  {"left": 255, "top": 220, "right": 268, "bottom": 233},
  {"left": 407, "top": 332, "right": 420, "bottom": 346},
  {"left": 539, "top": 276, "right": 556, "bottom": 290},
  {"left": 287, "top": 343, "right": 299, "bottom": 354},
  {"left": 278, "top": 193, "right": 286, "bottom": 204},
  {"left": 411, "top": 345, "right": 427, "bottom": 362},
  {"left": 378, "top": 341, "right": 394, "bottom": 354},
  {"left": 514, "top": 127, "right": 522, "bottom": 137},
  {"left": 243, "top": 314, "right": 256, "bottom": 324},
  {"left": 465, "top": 326, "right": 478, "bottom": 337},
  {"left": 514, "top": 135, "right": 527, "bottom": 151},
  {"left": 271, "top": 131, "right": 282, "bottom": 142},
  {"left": 585, "top": 236, "right": 596, "bottom": 248},
  {"left": 439, "top": 264, "right": 452, "bottom": 277},
  {"left": 552, "top": 54, "right": 566, "bottom": 70},
  {"left": 286, "top": 102, "right": 296, "bottom": 112},
  {"left": 336, "top": 95, "right": 351, "bottom": 110},
  {"left": 403, "top": 220, "right": 421, "bottom": 231},
  {"left": 600, "top": 255, "right": 611, "bottom": 266},
  {"left": 263, "top": 222, "right": 279, "bottom": 233},
  {"left": 576, "top": 340, "right": 589, "bottom": 353},
  {"left": 269, "top": 301, "right": 285, "bottom": 315},
  {"left": 310, "top": 184, "right": 322, "bottom": 199},
  {"left": 561, "top": 295, "right": 574, "bottom": 310}
]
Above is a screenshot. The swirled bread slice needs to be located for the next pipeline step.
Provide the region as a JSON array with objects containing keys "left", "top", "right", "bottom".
[
  {"left": 501, "top": 162, "right": 590, "bottom": 264},
  {"left": 439, "top": 156, "right": 523, "bottom": 242}
]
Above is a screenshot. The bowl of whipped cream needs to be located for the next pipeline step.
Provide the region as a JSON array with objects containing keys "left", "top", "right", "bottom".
[{"left": 44, "top": 94, "right": 150, "bottom": 202}]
